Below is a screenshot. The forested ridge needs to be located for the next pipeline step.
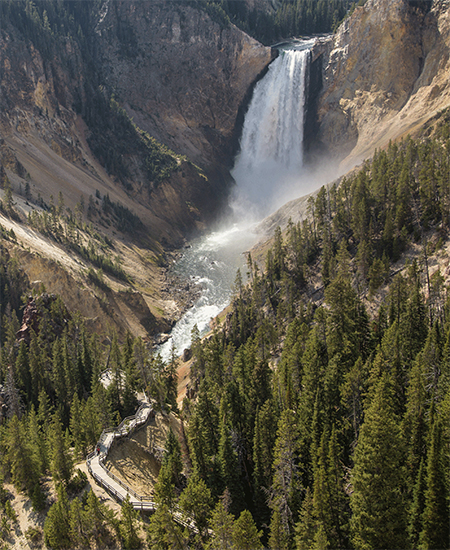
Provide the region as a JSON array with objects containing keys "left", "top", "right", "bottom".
[
  {"left": 201, "top": 0, "right": 355, "bottom": 44},
  {"left": 1, "top": 106, "right": 450, "bottom": 548},
  {"left": 172, "top": 113, "right": 450, "bottom": 549}
]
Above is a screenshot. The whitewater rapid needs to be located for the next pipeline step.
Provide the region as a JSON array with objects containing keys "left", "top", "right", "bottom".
[{"left": 157, "top": 224, "right": 259, "bottom": 361}]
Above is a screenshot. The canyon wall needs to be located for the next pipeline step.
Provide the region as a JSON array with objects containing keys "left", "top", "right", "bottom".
[
  {"left": 96, "top": 0, "right": 274, "bottom": 176},
  {"left": 0, "top": 0, "right": 273, "bottom": 339},
  {"left": 0, "top": 1, "right": 273, "bottom": 245},
  {"left": 310, "top": 0, "right": 450, "bottom": 170}
]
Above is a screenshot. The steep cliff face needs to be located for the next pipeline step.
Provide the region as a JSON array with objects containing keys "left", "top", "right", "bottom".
[
  {"left": 0, "top": 2, "right": 273, "bottom": 244},
  {"left": 312, "top": 0, "right": 450, "bottom": 170},
  {"left": 95, "top": 0, "right": 274, "bottom": 175}
]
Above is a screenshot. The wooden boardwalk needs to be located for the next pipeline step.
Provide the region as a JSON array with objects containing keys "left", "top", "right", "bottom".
[
  {"left": 85, "top": 398, "right": 195, "bottom": 529},
  {"left": 86, "top": 399, "right": 157, "bottom": 512}
]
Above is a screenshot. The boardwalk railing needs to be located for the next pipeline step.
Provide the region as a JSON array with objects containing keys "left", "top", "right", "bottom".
[
  {"left": 86, "top": 398, "right": 195, "bottom": 529},
  {"left": 86, "top": 400, "right": 156, "bottom": 507}
]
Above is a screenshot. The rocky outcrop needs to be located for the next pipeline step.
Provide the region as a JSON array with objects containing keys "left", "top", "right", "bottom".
[
  {"left": 95, "top": 1, "right": 274, "bottom": 175},
  {"left": 311, "top": 0, "right": 450, "bottom": 170},
  {"left": 17, "top": 293, "right": 71, "bottom": 345}
]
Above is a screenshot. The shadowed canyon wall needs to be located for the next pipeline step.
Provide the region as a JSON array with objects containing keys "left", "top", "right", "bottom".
[{"left": 0, "top": 1, "right": 274, "bottom": 244}]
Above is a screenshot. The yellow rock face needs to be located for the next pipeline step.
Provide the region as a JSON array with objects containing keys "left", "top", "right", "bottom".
[{"left": 314, "top": 0, "right": 450, "bottom": 170}]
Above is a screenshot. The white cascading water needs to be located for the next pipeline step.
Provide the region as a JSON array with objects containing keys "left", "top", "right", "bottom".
[
  {"left": 158, "top": 40, "right": 314, "bottom": 362},
  {"left": 231, "top": 40, "right": 314, "bottom": 220}
]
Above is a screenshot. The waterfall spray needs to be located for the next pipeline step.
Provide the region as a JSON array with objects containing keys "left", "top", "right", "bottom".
[{"left": 231, "top": 41, "right": 314, "bottom": 220}]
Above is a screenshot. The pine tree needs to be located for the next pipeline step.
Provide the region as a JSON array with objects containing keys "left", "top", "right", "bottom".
[
  {"left": 108, "top": 331, "right": 123, "bottom": 414},
  {"left": 83, "top": 489, "right": 116, "bottom": 544},
  {"left": 208, "top": 499, "right": 235, "bottom": 550},
  {"left": 233, "top": 509, "right": 263, "bottom": 550},
  {"left": 120, "top": 495, "right": 141, "bottom": 549},
  {"left": 312, "top": 427, "right": 348, "bottom": 548},
  {"left": 4, "top": 414, "right": 40, "bottom": 496},
  {"left": 27, "top": 406, "right": 48, "bottom": 477},
  {"left": 402, "top": 356, "right": 427, "bottom": 492},
  {"left": 48, "top": 412, "right": 73, "bottom": 485},
  {"left": 44, "top": 485, "right": 71, "bottom": 549},
  {"left": 147, "top": 503, "right": 187, "bottom": 550},
  {"left": 218, "top": 413, "right": 244, "bottom": 517},
  {"left": 69, "top": 497, "right": 88, "bottom": 548},
  {"left": 419, "top": 410, "right": 449, "bottom": 549},
  {"left": 29, "top": 331, "right": 44, "bottom": 407},
  {"left": 295, "top": 487, "right": 317, "bottom": 550},
  {"left": 14, "top": 340, "right": 31, "bottom": 403},
  {"left": 155, "top": 427, "right": 183, "bottom": 510},
  {"left": 350, "top": 374, "right": 408, "bottom": 549},
  {"left": 179, "top": 472, "right": 213, "bottom": 543},
  {"left": 253, "top": 400, "right": 276, "bottom": 530},
  {"left": 269, "top": 409, "right": 302, "bottom": 550},
  {"left": 69, "top": 393, "right": 85, "bottom": 458},
  {"left": 408, "top": 457, "right": 426, "bottom": 547},
  {"left": 188, "top": 379, "right": 219, "bottom": 482}
]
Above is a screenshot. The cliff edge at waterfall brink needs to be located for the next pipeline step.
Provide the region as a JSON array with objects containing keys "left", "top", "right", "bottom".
[{"left": 312, "top": 0, "right": 450, "bottom": 170}]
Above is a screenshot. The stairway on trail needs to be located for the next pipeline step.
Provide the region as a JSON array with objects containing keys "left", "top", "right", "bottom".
[
  {"left": 86, "top": 398, "right": 156, "bottom": 511},
  {"left": 85, "top": 398, "right": 194, "bottom": 529}
]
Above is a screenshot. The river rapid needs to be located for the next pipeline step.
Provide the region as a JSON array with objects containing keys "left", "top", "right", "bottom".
[{"left": 157, "top": 223, "right": 260, "bottom": 361}]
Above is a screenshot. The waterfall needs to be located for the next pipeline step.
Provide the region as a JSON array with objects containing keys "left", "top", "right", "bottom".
[
  {"left": 157, "top": 41, "right": 315, "bottom": 361},
  {"left": 231, "top": 40, "right": 314, "bottom": 220}
]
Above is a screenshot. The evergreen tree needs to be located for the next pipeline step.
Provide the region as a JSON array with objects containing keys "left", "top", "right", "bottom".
[
  {"left": 269, "top": 409, "right": 302, "bottom": 550},
  {"left": 312, "top": 427, "right": 348, "bottom": 548},
  {"left": 69, "top": 392, "right": 85, "bottom": 458},
  {"left": 26, "top": 406, "right": 48, "bottom": 478},
  {"left": 408, "top": 457, "right": 426, "bottom": 547},
  {"left": 44, "top": 485, "right": 71, "bottom": 549},
  {"left": 4, "top": 414, "right": 40, "bottom": 496},
  {"left": 208, "top": 499, "right": 235, "bottom": 550},
  {"left": 154, "top": 427, "right": 183, "bottom": 511},
  {"left": 48, "top": 412, "right": 73, "bottom": 485},
  {"left": 179, "top": 472, "right": 213, "bottom": 543},
  {"left": 419, "top": 410, "right": 449, "bottom": 549},
  {"left": 350, "top": 374, "right": 408, "bottom": 549},
  {"left": 233, "top": 509, "right": 263, "bottom": 550},
  {"left": 83, "top": 489, "right": 116, "bottom": 545},
  {"left": 218, "top": 410, "right": 244, "bottom": 517},
  {"left": 120, "top": 495, "right": 141, "bottom": 549},
  {"left": 403, "top": 356, "right": 428, "bottom": 492},
  {"left": 252, "top": 400, "right": 276, "bottom": 531},
  {"left": 147, "top": 503, "right": 187, "bottom": 550},
  {"left": 69, "top": 497, "right": 88, "bottom": 548},
  {"left": 295, "top": 487, "right": 317, "bottom": 550}
]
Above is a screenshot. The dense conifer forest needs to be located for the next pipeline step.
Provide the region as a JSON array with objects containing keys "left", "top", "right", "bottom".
[
  {"left": 0, "top": 1, "right": 449, "bottom": 548},
  {"left": 1, "top": 106, "right": 450, "bottom": 547},
  {"left": 202, "top": 0, "right": 354, "bottom": 44}
]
